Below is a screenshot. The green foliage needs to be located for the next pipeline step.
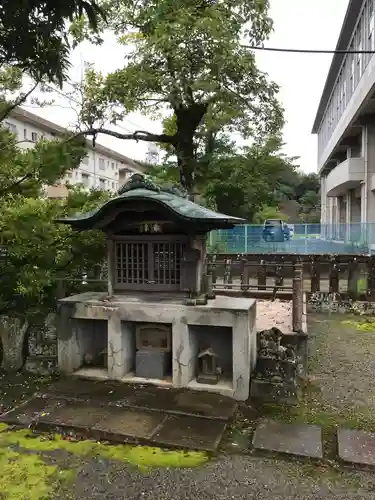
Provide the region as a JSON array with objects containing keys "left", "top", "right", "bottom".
[
  {"left": 149, "top": 132, "right": 320, "bottom": 222},
  {"left": 0, "top": 0, "right": 105, "bottom": 84},
  {"left": 0, "top": 85, "right": 109, "bottom": 317},
  {"left": 253, "top": 206, "right": 288, "bottom": 224},
  {"left": 77, "top": 0, "right": 284, "bottom": 190},
  {"left": 0, "top": 188, "right": 109, "bottom": 317},
  {"left": 295, "top": 174, "right": 321, "bottom": 223}
]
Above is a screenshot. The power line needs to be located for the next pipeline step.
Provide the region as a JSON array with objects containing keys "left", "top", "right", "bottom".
[{"left": 243, "top": 45, "right": 375, "bottom": 55}]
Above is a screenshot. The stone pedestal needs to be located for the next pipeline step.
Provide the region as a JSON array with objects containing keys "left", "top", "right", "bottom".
[
  {"left": 57, "top": 292, "right": 257, "bottom": 401},
  {"left": 136, "top": 349, "right": 171, "bottom": 379}
]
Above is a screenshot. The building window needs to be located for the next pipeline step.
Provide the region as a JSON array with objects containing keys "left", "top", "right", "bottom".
[
  {"left": 370, "top": 6, "right": 374, "bottom": 46},
  {"left": 99, "top": 178, "right": 106, "bottom": 189},
  {"left": 81, "top": 173, "right": 90, "bottom": 187},
  {"left": 357, "top": 42, "right": 363, "bottom": 79},
  {"left": 81, "top": 155, "right": 89, "bottom": 166},
  {"left": 23, "top": 128, "right": 27, "bottom": 139},
  {"left": 4, "top": 122, "right": 17, "bottom": 135},
  {"left": 111, "top": 162, "right": 115, "bottom": 170},
  {"left": 31, "top": 132, "right": 38, "bottom": 142},
  {"left": 99, "top": 158, "right": 105, "bottom": 170},
  {"left": 350, "top": 56, "right": 355, "bottom": 93}
]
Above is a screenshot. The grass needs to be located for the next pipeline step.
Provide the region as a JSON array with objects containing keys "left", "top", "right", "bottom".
[
  {"left": 0, "top": 424, "right": 208, "bottom": 499},
  {"left": 341, "top": 318, "right": 375, "bottom": 332}
]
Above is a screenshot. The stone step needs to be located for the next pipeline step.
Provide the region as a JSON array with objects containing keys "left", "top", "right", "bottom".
[
  {"left": 338, "top": 428, "right": 375, "bottom": 466},
  {"left": 0, "top": 396, "right": 226, "bottom": 452},
  {"left": 252, "top": 419, "right": 323, "bottom": 459}
]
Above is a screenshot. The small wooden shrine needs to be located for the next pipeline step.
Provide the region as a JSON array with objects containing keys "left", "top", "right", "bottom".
[
  {"left": 56, "top": 174, "right": 256, "bottom": 401},
  {"left": 58, "top": 174, "right": 245, "bottom": 304}
]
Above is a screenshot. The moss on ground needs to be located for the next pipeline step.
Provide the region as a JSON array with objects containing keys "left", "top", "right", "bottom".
[
  {"left": 0, "top": 423, "right": 208, "bottom": 499},
  {"left": 341, "top": 319, "right": 375, "bottom": 333}
]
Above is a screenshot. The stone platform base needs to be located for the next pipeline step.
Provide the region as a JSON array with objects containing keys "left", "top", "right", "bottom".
[
  {"left": 0, "top": 378, "right": 237, "bottom": 452},
  {"left": 58, "top": 292, "right": 257, "bottom": 401}
]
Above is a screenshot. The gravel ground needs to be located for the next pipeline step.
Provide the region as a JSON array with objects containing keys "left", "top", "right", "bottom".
[
  {"left": 56, "top": 453, "right": 375, "bottom": 499},
  {"left": 308, "top": 314, "right": 375, "bottom": 414},
  {"left": 5, "top": 313, "right": 375, "bottom": 498},
  {"left": 256, "top": 299, "right": 292, "bottom": 332}
]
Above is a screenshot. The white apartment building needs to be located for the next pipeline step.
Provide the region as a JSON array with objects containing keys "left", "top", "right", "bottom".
[
  {"left": 313, "top": 0, "right": 375, "bottom": 242},
  {"left": 3, "top": 107, "right": 145, "bottom": 198}
]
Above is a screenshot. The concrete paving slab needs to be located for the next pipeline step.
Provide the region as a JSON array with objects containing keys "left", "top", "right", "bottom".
[
  {"left": 92, "top": 408, "right": 166, "bottom": 438},
  {"left": 252, "top": 419, "right": 323, "bottom": 459},
  {"left": 125, "top": 388, "right": 237, "bottom": 420},
  {"left": 0, "top": 394, "right": 227, "bottom": 452},
  {"left": 46, "top": 378, "right": 237, "bottom": 420},
  {"left": 151, "top": 414, "right": 227, "bottom": 452},
  {"left": 0, "top": 397, "right": 59, "bottom": 426},
  {"left": 38, "top": 401, "right": 114, "bottom": 429},
  {"left": 338, "top": 428, "right": 375, "bottom": 466},
  {"left": 46, "top": 378, "right": 132, "bottom": 403}
]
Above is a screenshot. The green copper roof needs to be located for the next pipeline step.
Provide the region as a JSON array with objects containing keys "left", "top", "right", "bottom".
[{"left": 56, "top": 174, "right": 245, "bottom": 230}]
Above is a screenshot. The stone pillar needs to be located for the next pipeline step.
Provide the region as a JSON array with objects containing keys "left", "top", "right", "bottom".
[
  {"left": 107, "top": 315, "right": 128, "bottom": 379},
  {"left": 171, "top": 318, "right": 190, "bottom": 387},
  {"left": 0, "top": 317, "right": 29, "bottom": 371},
  {"left": 190, "top": 235, "right": 206, "bottom": 295},
  {"left": 248, "top": 301, "right": 257, "bottom": 371},
  {"left": 57, "top": 310, "right": 82, "bottom": 373},
  {"left": 232, "top": 309, "right": 254, "bottom": 401},
  {"left": 292, "top": 262, "right": 303, "bottom": 333},
  {"left": 107, "top": 239, "right": 114, "bottom": 297}
]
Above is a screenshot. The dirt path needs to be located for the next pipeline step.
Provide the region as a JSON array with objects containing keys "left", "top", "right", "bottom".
[
  {"left": 3, "top": 314, "right": 375, "bottom": 498},
  {"left": 57, "top": 453, "right": 375, "bottom": 500}
]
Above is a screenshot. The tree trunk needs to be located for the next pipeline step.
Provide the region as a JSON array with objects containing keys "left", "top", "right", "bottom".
[
  {"left": 176, "top": 133, "right": 196, "bottom": 194},
  {"left": 0, "top": 316, "right": 29, "bottom": 371},
  {"left": 174, "top": 102, "right": 207, "bottom": 195}
]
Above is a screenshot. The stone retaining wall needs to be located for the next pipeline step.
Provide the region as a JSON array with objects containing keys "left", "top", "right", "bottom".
[
  {"left": 307, "top": 292, "right": 375, "bottom": 315},
  {"left": 0, "top": 313, "right": 57, "bottom": 373}
]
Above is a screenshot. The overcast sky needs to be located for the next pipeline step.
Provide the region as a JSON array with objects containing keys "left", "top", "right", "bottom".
[{"left": 29, "top": 0, "right": 349, "bottom": 173}]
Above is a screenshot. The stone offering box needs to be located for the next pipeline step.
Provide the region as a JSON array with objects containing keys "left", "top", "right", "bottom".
[{"left": 56, "top": 174, "right": 257, "bottom": 400}]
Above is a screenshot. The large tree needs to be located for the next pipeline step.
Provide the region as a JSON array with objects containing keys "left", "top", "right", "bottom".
[
  {"left": 74, "top": 0, "right": 283, "bottom": 192},
  {"left": 149, "top": 134, "right": 298, "bottom": 221}
]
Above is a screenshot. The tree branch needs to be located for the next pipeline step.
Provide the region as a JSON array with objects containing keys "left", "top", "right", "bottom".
[
  {"left": 0, "top": 139, "right": 35, "bottom": 152},
  {"left": 0, "top": 80, "right": 41, "bottom": 122},
  {"left": 84, "top": 127, "right": 176, "bottom": 145},
  {"left": 0, "top": 173, "right": 33, "bottom": 197}
]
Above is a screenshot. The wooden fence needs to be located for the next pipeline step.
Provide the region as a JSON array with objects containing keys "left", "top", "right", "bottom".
[{"left": 207, "top": 253, "right": 375, "bottom": 301}]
